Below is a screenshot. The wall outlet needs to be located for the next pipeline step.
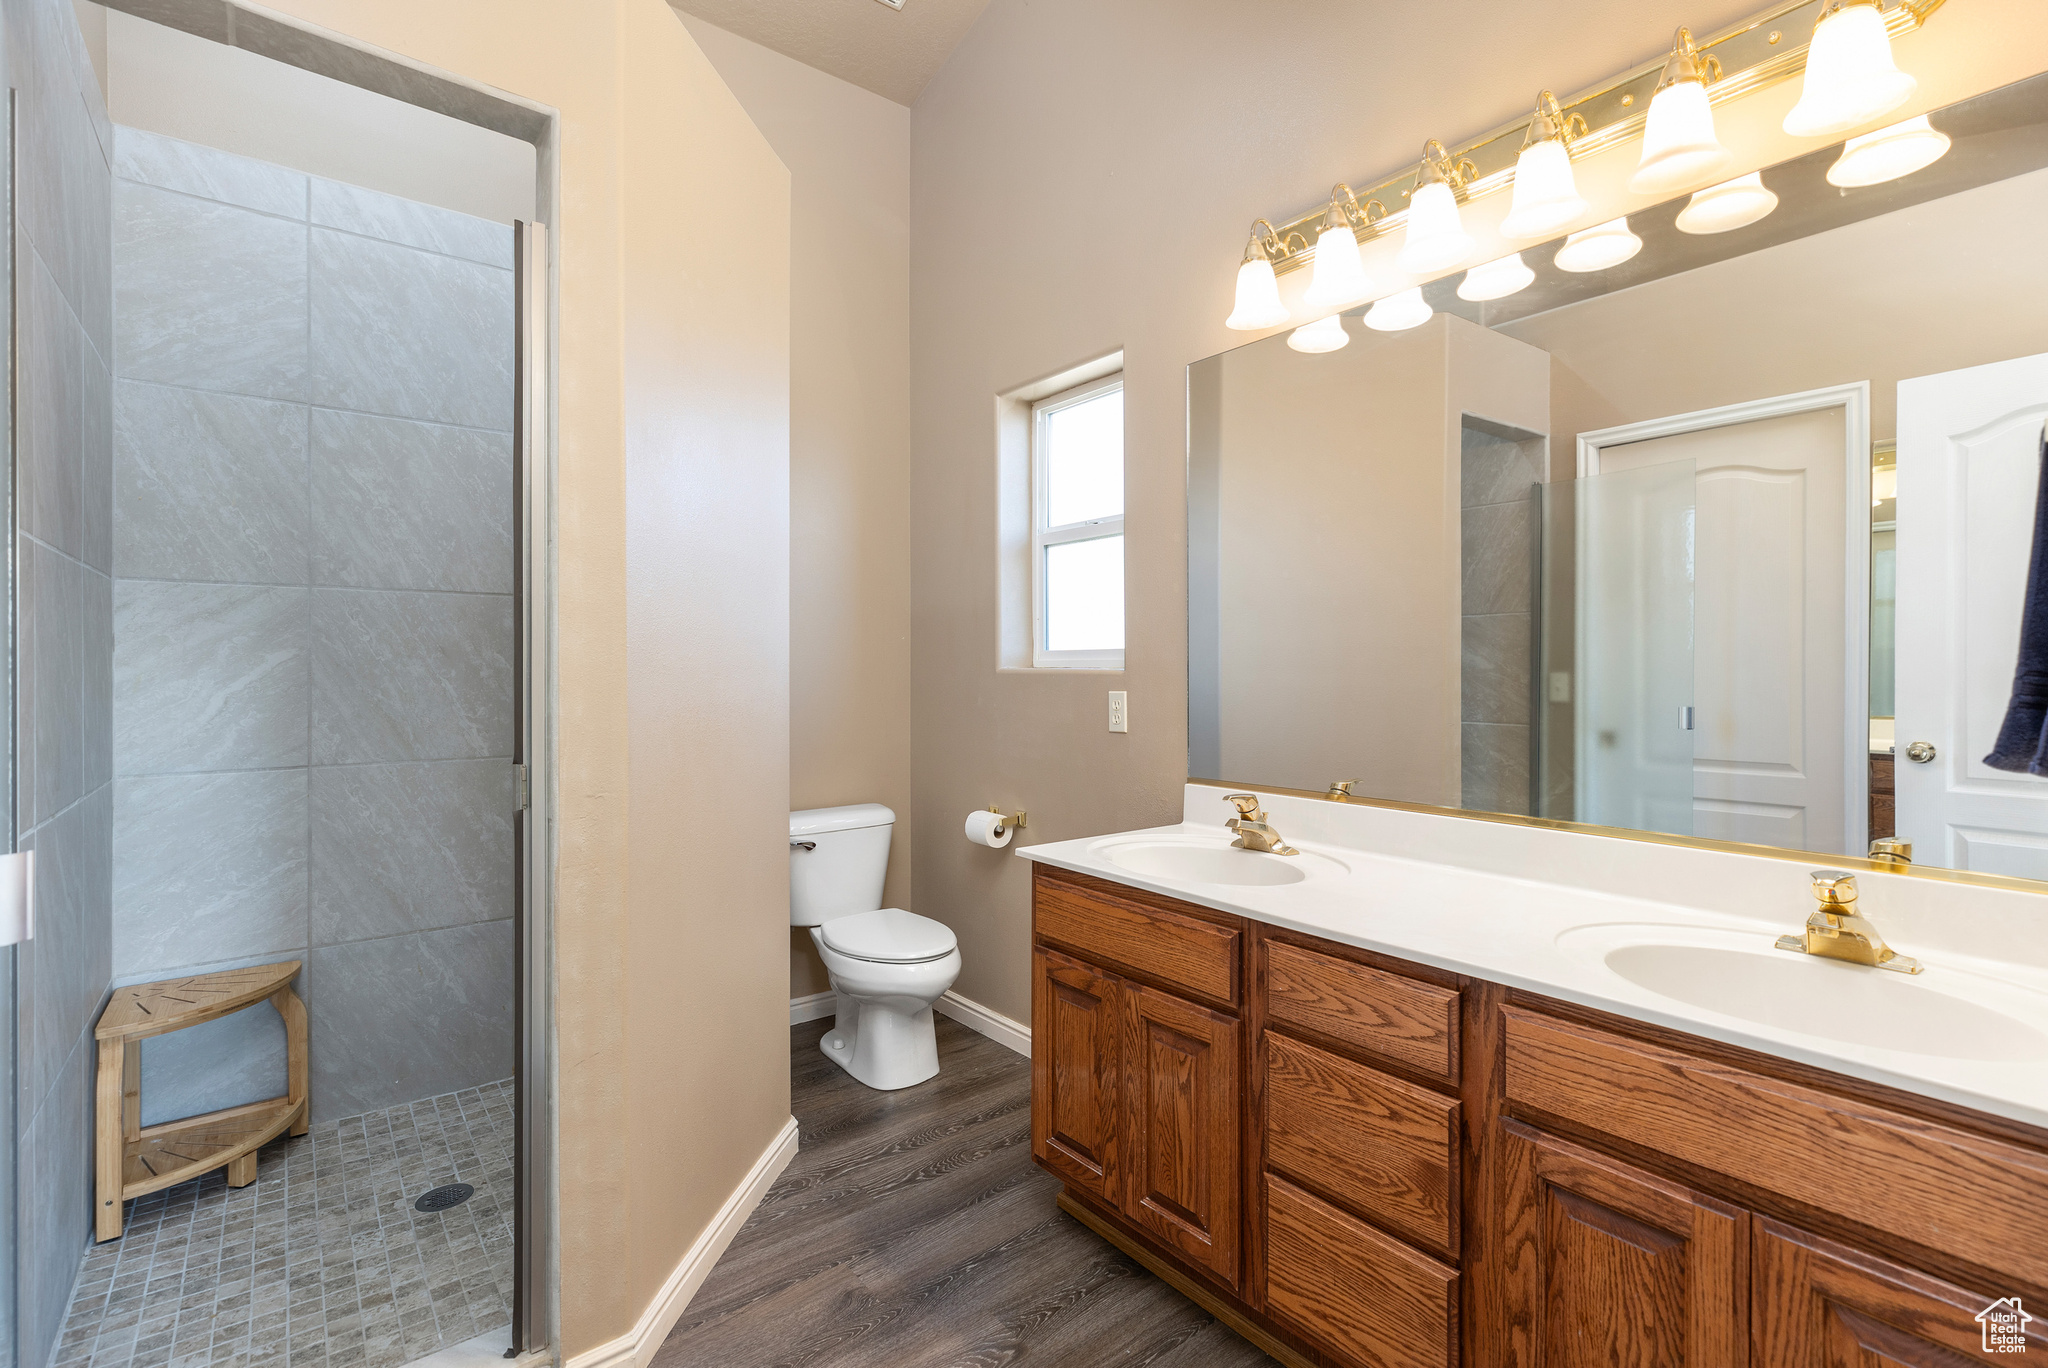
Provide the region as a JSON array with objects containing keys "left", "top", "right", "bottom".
[
  {"left": 1108, "top": 691, "right": 1128, "bottom": 733},
  {"left": 1548, "top": 672, "right": 1572, "bottom": 704}
]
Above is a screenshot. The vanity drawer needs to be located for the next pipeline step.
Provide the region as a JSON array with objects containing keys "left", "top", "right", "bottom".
[
  {"left": 1263, "top": 939, "right": 1459, "bottom": 1081},
  {"left": 1264, "top": 1173, "right": 1457, "bottom": 1368},
  {"left": 1501, "top": 1007, "right": 2048, "bottom": 1277},
  {"left": 1034, "top": 869, "right": 1240, "bottom": 1007},
  {"left": 1264, "top": 1032, "right": 1459, "bottom": 1258}
]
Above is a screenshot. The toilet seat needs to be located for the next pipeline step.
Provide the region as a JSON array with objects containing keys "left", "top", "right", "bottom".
[{"left": 820, "top": 908, "right": 957, "bottom": 963}]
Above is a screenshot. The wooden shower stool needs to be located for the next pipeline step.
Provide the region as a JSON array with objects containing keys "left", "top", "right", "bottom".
[{"left": 92, "top": 961, "right": 309, "bottom": 1241}]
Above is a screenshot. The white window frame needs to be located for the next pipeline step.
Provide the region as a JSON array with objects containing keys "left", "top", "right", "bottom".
[{"left": 1031, "top": 372, "right": 1126, "bottom": 669}]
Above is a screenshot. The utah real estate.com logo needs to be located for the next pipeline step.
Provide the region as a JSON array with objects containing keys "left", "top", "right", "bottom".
[{"left": 1979, "top": 1297, "right": 2033, "bottom": 1354}]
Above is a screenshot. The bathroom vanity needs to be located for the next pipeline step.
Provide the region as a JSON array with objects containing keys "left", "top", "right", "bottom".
[{"left": 1021, "top": 788, "right": 2048, "bottom": 1368}]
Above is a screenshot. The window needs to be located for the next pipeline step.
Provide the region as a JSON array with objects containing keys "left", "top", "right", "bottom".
[{"left": 1031, "top": 374, "right": 1124, "bottom": 667}]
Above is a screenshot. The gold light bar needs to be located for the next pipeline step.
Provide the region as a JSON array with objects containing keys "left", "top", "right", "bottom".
[{"left": 1259, "top": 0, "right": 1944, "bottom": 276}]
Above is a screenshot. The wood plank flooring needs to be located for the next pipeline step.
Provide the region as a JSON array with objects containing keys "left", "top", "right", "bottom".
[{"left": 653, "top": 1018, "right": 1278, "bottom": 1368}]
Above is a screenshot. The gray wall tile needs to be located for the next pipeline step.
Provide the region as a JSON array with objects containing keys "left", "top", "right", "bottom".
[
  {"left": 115, "top": 381, "right": 310, "bottom": 584},
  {"left": 22, "top": 1034, "right": 94, "bottom": 1368},
  {"left": 81, "top": 333, "right": 112, "bottom": 575},
  {"left": 1461, "top": 500, "right": 1536, "bottom": 617},
  {"left": 115, "top": 126, "right": 307, "bottom": 219},
  {"left": 309, "top": 228, "right": 511, "bottom": 430},
  {"left": 114, "top": 580, "right": 308, "bottom": 774},
  {"left": 311, "top": 760, "right": 512, "bottom": 945},
  {"left": 36, "top": 544, "right": 85, "bottom": 819},
  {"left": 83, "top": 570, "right": 112, "bottom": 793},
  {"left": 311, "top": 589, "right": 512, "bottom": 764},
  {"left": 113, "top": 769, "right": 307, "bottom": 978},
  {"left": 312, "top": 409, "right": 511, "bottom": 593},
  {"left": 1462, "top": 722, "right": 1532, "bottom": 817},
  {"left": 308, "top": 920, "right": 512, "bottom": 1122},
  {"left": 310, "top": 177, "right": 510, "bottom": 266},
  {"left": 1461, "top": 427, "right": 1545, "bottom": 508},
  {"left": 19, "top": 536, "right": 39, "bottom": 835},
  {"left": 114, "top": 179, "right": 308, "bottom": 401},
  {"left": 22, "top": 247, "right": 83, "bottom": 560},
  {"left": 1462, "top": 613, "right": 1532, "bottom": 727}
]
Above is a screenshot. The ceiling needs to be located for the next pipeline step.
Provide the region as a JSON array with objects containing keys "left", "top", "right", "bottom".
[{"left": 668, "top": 0, "right": 993, "bottom": 106}]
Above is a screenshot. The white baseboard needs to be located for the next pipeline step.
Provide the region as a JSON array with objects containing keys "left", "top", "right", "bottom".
[
  {"left": 935, "top": 989, "right": 1030, "bottom": 1057},
  {"left": 788, "top": 990, "right": 836, "bottom": 1025},
  {"left": 564, "top": 1114, "right": 798, "bottom": 1368}
]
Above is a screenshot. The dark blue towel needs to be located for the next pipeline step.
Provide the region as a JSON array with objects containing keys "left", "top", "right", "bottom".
[{"left": 1986, "top": 430, "right": 2048, "bottom": 773}]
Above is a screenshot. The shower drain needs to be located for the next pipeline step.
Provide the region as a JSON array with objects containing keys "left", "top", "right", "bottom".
[{"left": 414, "top": 1183, "right": 475, "bottom": 1213}]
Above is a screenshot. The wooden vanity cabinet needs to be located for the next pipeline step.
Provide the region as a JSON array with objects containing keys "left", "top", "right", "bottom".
[{"left": 1029, "top": 864, "right": 2048, "bottom": 1368}]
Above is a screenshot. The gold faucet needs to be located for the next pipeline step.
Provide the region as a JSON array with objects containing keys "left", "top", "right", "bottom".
[
  {"left": 1326, "top": 780, "right": 1360, "bottom": 800},
  {"left": 1868, "top": 838, "right": 1913, "bottom": 868},
  {"left": 1222, "top": 794, "right": 1298, "bottom": 856},
  {"left": 1773, "top": 870, "right": 1921, "bottom": 974}
]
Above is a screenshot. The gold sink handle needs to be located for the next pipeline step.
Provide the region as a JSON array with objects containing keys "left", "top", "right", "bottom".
[{"left": 1773, "top": 870, "right": 1922, "bottom": 974}]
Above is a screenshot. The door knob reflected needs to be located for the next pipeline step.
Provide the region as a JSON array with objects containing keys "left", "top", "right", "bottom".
[{"left": 1905, "top": 741, "right": 1937, "bottom": 763}]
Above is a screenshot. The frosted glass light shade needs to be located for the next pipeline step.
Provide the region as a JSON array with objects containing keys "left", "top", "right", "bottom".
[
  {"left": 1287, "top": 314, "right": 1350, "bottom": 353},
  {"left": 1871, "top": 465, "right": 1898, "bottom": 506},
  {"left": 1305, "top": 222, "right": 1371, "bottom": 309},
  {"left": 1554, "top": 218, "right": 1642, "bottom": 273},
  {"left": 1225, "top": 256, "right": 1290, "bottom": 330},
  {"left": 1458, "top": 254, "right": 1534, "bottom": 302},
  {"left": 1629, "top": 80, "right": 1732, "bottom": 194},
  {"left": 1784, "top": 1, "right": 1916, "bottom": 138},
  {"left": 1675, "top": 172, "right": 1779, "bottom": 234},
  {"left": 1364, "top": 288, "right": 1433, "bottom": 332},
  {"left": 1827, "top": 115, "right": 1950, "bottom": 186},
  {"left": 1500, "top": 139, "right": 1588, "bottom": 240},
  {"left": 1396, "top": 181, "right": 1474, "bottom": 275}
]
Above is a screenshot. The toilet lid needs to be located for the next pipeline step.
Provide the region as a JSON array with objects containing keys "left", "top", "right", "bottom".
[{"left": 821, "top": 909, "right": 957, "bottom": 963}]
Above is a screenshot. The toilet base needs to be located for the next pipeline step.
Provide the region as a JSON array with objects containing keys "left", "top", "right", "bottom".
[{"left": 819, "top": 996, "right": 941, "bottom": 1091}]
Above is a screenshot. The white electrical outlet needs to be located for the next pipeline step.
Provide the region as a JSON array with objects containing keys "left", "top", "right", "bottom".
[{"left": 1108, "top": 691, "right": 1128, "bottom": 733}]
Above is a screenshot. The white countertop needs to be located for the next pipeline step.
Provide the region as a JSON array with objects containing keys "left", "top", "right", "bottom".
[{"left": 1015, "top": 784, "right": 2048, "bottom": 1133}]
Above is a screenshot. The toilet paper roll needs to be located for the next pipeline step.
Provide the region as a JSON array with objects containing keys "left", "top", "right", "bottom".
[{"left": 964, "top": 809, "right": 1013, "bottom": 849}]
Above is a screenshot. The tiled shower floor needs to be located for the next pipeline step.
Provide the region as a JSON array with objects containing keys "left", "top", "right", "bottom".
[{"left": 52, "top": 1080, "right": 514, "bottom": 1368}]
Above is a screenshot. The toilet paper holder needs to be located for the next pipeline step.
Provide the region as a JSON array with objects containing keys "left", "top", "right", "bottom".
[{"left": 988, "top": 807, "right": 1027, "bottom": 835}]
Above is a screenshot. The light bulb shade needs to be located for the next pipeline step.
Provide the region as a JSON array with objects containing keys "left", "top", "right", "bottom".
[
  {"left": 1287, "top": 314, "right": 1350, "bottom": 353},
  {"left": 1396, "top": 181, "right": 1474, "bottom": 275},
  {"left": 1629, "top": 80, "right": 1732, "bottom": 194},
  {"left": 1225, "top": 256, "right": 1290, "bottom": 330},
  {"left": 1363, "top": 287, "right": 1433, "bottom": 332},
  {"left": 1827, "top": 114, "right": 1950, "bottom": 187},
  {"left": 1554, "top": 218, "right": 1642, "bottom": 273},
  {"left": 1871, "top": 465, "right": 1898, "bottom": 505},
  {"left": 1500, "top": 139, "right": 1588, "bottom": 240},
  {"left": 1304, "top": 222, "right": 1371, "bottom": 309},
  {"left": 1457, "top": 254, "right": 1535, "bottom": 302},
  {"left": 1675, "top": 172, "right": 1779, "bottom": 234},
  {"left": 1784, "top": 1, "right": 1916, "bottom": 138}
]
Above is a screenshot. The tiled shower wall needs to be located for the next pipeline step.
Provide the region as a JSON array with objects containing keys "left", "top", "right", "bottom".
[
  {"left": 10, "top": 0, "right": 117, "bottom": 1364},
  {"left": 1460, "top": 422, "right": 1543, "bottom": 816},
  {"left": 110, "top": 128, "right": 515, "bottom": 1129}
]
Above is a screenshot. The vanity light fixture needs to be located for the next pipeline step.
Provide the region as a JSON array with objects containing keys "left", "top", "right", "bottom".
[
  {"left": 1457, "top": 253, "right": 1535, "bottom": 301},
  {"left": 1675, "top": 171, "right": 1779, "bottom": 233},
  {"left": 1554, "top": 217, "right": 1642, "bottom": 272},
  {"left": 1872, "top": 463, "right": 1898, "bottom": 506},
  {"left": 1500, "top": 91, "right": 1589, "bottom": 240},
  {"left": 1629, "top": 28, "right": 1733, "bottom": 195},
  {"left": 1827, "top": 113, "right": 1950, "bottom": 186},
  {"left": 1363, "top": 287, "right": 1433, "bottom": 332},
  {"left": 1224, "top": 220, "right": 1295, "bottom": 330},
  {"left": 1287, "top": 313, "right": 1350, "bottom": 353},
  {"left": 1303, "top": 184, "right": 1379, "bottom": 310},
  {"left": 1783, "top": 0, "right": 1917, "bottom": 138},
  {"left": 1396, "top": 141, "right": 1476, "bottom": 275}
]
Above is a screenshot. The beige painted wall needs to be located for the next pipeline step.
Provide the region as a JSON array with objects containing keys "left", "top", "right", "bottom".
[
  {"left": 94, "top": 4, "right": 535, "bottom": 222},
  {"left": 676, "top": 12, "right": 914, "bottom": 1002},
  {"left": 908, "top": 0, "right": 2048, "bottom": 1026},
  {"left": 214, "top": 0, "right": 793, "bottom": 1357}
]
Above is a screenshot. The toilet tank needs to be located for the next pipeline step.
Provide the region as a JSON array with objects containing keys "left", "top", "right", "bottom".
[{"left": 790, "top": 804, "right": 894, "bottom": 926}]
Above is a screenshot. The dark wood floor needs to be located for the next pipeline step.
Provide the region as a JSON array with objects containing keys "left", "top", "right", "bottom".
[{"left": 652, "top": 1017, "right": 1277, "bottom": 1368}]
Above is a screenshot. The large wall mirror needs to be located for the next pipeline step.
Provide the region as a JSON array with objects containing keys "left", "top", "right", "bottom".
[{"left": 1188, "top": 70, "right": 2048, "bottom": 883}]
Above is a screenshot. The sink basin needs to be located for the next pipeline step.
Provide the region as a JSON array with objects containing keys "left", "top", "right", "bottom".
[
  {"left": 1560, "top": 925, "right": 2048, "bottom": 1063},
  {"left": 1094, "top": 840, "right": 1340, "bottom": 887}
]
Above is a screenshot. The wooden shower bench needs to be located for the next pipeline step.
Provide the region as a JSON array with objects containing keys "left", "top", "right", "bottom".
[{"left": 92, "top": 960, "right": 309, "bottom": 1241}]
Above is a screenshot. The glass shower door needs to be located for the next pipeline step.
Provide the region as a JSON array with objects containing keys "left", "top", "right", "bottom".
[{"left": 1564, "top": 458, "right": 1697, "bottom": 836}]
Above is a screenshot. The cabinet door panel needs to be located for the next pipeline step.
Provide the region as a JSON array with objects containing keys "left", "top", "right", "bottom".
[
  {"left": 1499, "top": 1121, "right": 1746, "bottom": 1368},
  {"left": 1124, "top": 982, "right": 1241, "bottom": 1285},
  {"left": 1756, "top": 1218, "right": 2046, "bottom": 1367},
  {"left": 1031, "top": 947, "right": 1121, "bottom": 1206}
]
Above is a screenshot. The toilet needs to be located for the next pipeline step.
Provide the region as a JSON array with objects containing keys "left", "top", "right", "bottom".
[{"left": 791, "top": 804, "right": 961, "bottom": 1090}]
